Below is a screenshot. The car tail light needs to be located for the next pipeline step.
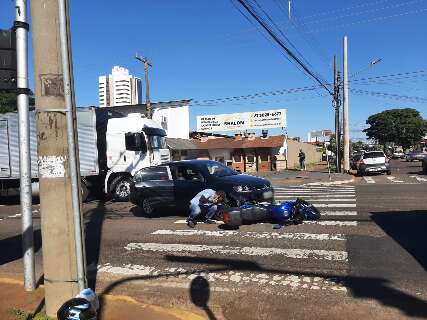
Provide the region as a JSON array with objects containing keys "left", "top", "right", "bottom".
[{"left": 223, "top": 212, "right": 230, "bottom": 223}]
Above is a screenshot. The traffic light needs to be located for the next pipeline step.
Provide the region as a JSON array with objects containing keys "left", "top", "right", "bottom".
[{"left": 0, "top": 29, "right": 16, "bottom": 91}]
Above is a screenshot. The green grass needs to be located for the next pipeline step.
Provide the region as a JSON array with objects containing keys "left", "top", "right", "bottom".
[{"left": 9, "top": 308, "right": 52, "bottom": 320}]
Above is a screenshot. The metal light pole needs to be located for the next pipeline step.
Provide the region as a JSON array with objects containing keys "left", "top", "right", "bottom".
[{"left": 15, "top": 0, "right": 35, "bottom": 291}]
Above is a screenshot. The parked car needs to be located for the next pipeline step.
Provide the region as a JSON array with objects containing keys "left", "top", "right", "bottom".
[
  {"left": 129, "top": 160, "right": 274, "bottom": 215},
  {"left": 356, "top": 151, "right": 391, "bottom": 176},
  {"left": 391, "top": 151, "right": 405, "bottom": 159},
  {"left": 405, "top": 151, "right": 427, "bottom": 162}
]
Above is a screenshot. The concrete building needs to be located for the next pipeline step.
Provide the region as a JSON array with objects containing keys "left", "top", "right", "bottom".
[{"left": 99, "top": 66, "right": 142, "bottom": 107}]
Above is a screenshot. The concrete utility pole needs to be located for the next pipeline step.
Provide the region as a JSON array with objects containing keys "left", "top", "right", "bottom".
[
  {"left": 135, "top": 54, "right": 152, "bottom": 118},
  {"left": 15, "top": 0, "right": 35, "bottom": 291},
  {"left": 342, "top": 36, "right": 350, "bottom": 172},
  {"left": 30, "top": 0, "right": 84, "bottom": 316},
  {"left": 333, "top": 55, "right": 341, "bottom": 173}
]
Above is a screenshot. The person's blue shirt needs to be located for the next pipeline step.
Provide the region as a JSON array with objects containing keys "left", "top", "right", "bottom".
[{"left": 190, "top": 189, "right": 216, "bottom": 206}]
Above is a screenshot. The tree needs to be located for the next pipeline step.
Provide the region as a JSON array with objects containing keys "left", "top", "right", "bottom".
[
  {"left": 0, "top": 91, "right": 35, "bottom": 113},
  {"left": 363, "top": 108, "right": 427, "bottom": 150}
]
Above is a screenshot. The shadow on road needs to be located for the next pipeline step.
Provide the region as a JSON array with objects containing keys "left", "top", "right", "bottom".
[
  {"left": 0, "top": 228, "right": 42, "bottom": 266},
  {"left": 84, "top": 200, "right": 107, "bottom": 290},
  {"left": 95, "top": 253, "right": 427, "bottom": 319},
  {"left": 190, "top": 276, "right": 217, "bottom": 320},
  {"left": 371, "top": 210, "right": 427, "bottom": 271}
]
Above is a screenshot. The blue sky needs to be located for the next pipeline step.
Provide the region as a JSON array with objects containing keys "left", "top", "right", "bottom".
[{"left": 1, "top": 0, "right": 426, "bottom": 139}]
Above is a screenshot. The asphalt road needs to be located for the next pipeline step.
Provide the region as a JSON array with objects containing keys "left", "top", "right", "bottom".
[{"left": 1, "top": 160, "right": 426, "bottom": 319}]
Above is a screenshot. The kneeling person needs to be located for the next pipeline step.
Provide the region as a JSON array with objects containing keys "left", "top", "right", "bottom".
[{"left": 187, "top": 189, "right": 226, "bottom": 228}]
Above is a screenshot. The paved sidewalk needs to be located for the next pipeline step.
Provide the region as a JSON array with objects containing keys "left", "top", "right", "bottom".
[
  {"left": 253, "top": 169, "right": 354, "bottom": 186},
  {"left": 0, "top": 275, "right": 205, "bottom": 320}
]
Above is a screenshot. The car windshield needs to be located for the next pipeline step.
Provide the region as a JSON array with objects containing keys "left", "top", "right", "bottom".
[
  {"left": 149, "top": 135, "right": 167, "bottom": 149},
  {"left": 205, "top": 162, "right": 239, "bottom": 177},
  {"left": 363, "top": 152, "right": 385, "bottom": 159}
]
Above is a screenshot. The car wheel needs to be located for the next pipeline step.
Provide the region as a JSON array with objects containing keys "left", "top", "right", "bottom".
[
  {"left": 141, "top": 198, "right": 155, "bottom": 216},
  {"left": 110, "top": 176, "right": 132, "bottom": 201}
]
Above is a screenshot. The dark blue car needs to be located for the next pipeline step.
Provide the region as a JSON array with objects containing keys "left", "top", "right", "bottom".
[{"left": 130, "top": 160, "right": 274, "bottom": 216}]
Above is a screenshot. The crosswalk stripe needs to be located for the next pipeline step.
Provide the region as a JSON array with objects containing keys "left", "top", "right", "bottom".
[
  {"left": 276, "top": 198, "right": 356, "bottom": 202},
  {"left": 363, "top": 177, "right": 375, "bottom": 184},
  {"left": 274, "top": 187, "right": 355, "bottom": 190},
  {"left": 98, "top": 263, "right": 347, "bottom": 292},
  {"left": 174, "top": 219, "right": 224, "bottom": 224},
  {"left": 274, "top": 194, "right": 355, "bottom": 198},
  {"left": 387, "top": 176, "right": 404, "bottom": 183},
  {"left": 312, "top": 203, "right": 356, "bottom": 208},
  {"left": 410, "top": 175, "right": 427, "bottom": 182},
  {"left": 274, "top": 190, "right": 355, "bottom": 194},
  {"left": 321, "top": 211, "right": 357, "bottom": 216},
  {"left": 304, "top": 221, "right": 358, "bottom": 226},
  {"left": 151, "top": 229, "right": 346, "bottom": 241},
  {"left": 174, "top": 218, "right": 358, "bottom": 225},
  {"left": 125, "top": 243, "right": 348, "bottom": 261}
]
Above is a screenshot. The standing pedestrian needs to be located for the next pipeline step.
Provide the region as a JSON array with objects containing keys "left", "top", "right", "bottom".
[{"left": 298, "top": 149, "right": 306, "bottom": 170}]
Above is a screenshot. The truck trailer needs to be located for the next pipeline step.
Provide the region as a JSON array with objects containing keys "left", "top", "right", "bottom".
[{"left": 0, "top": 107, "right": 170, "bottom": 201}]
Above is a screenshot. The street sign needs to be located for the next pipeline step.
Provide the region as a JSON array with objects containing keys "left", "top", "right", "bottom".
[{"left": 197, "top": 109, "right": 287, "bottom": 132}]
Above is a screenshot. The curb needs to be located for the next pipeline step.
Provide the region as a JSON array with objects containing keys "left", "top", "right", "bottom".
[{"left": 0, "top": 276, "right": 205, "bottom": 320}]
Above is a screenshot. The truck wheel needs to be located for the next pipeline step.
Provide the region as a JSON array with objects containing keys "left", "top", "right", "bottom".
[{"left": 110, "top": 176, "right": 132, "bottom": 201}]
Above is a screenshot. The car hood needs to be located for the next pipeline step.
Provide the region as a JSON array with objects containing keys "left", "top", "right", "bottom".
[{"left": 215, "top": 174, "right": 270, "bottom": 187}]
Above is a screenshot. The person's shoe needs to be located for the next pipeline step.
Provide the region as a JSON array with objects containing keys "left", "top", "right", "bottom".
[
  {"left": 204, "top": 219, "right": 216, "bottom": 224},
  {"left": 187, "top": 220, "right": 196, "bottom": 228}
]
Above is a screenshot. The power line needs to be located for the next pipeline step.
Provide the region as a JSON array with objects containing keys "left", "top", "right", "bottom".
[
  {"left": 296, "top": 7, "right": 427, "bottom": 34},
  {"left": 298, "top": 0, "right": 427, "bottom": 27},
  {"left": 231, "top": 0, "right": 333, "bottom": 95},
  {"left": 350, "top": 88, "right": 427, "bottom": 103}
]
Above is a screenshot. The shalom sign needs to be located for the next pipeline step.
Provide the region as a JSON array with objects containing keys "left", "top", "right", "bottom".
[{"left": 197, "top": 109, "right": 287, "bottom": 132}]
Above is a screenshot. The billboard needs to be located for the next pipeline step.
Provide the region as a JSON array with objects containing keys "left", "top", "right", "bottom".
[{"left": 197, "top": 109, "right": 287, "bottom": 132}]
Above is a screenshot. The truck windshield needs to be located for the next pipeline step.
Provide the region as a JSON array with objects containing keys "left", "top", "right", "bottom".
[{"left": 149, "top": 135, "right": 167, "bottom": 149}]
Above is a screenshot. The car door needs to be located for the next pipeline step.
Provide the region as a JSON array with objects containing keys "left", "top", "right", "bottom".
[
  {"left": 171, "top": 164, "right": 206, "bottom": 208},
  {"left": 139, "top": 166, "right": 174, "bottom": 207}
]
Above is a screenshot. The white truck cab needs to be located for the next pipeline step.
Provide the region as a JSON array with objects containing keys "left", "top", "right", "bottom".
[{"left": 105, "top": 113, "right": 171, "bottom": 200}]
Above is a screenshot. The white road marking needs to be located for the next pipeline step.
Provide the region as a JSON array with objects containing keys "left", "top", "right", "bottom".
[
  {"left": 274, "top": 191, "right": 355, "bottom": 195},
  {"left": 276, "top": 198, "right": 356, "bottom": 202},
  {"left": 7, "top": 213, "right": 21, "bottom": 218},
  {"left": 274, "top": 187, "right": 355, "bottom": 191},
  {"left": 174, "top": 218, "right": 358, "bottom": 225},
  {"left": 151, "top": 229, "right": 346, "bottom": 241},
  {"left": 274, "top": 194, "right": 355, "bottom": 198},
  {"left": 410, "top": 175, "right": 427, "bottom": 182},
  {"left": 387, "top": 176, "right": 404, "bottom": 183},
  {"left": 98, "top": 263, "right": 347, "bottom": 292},
  {"left": 303, "top": 179, "right": 354, "bottom": 186},
  {"left": 320, "top": 211, "right": 358, "bottom": 216},
  {"left": 174, "top": 219, "right": 224, "bottom": 224},
  {"left": 363, "top": 176, "right": 375, "bottom": 184},
  {"left": 314, "top": 203, "right": 356, "bottom": 208},
  {"left": 304, "top": 221, "right": 358, "bottom": 226},
  {"left": 125, "top": 243, "right": 348, "bottom": 261}
]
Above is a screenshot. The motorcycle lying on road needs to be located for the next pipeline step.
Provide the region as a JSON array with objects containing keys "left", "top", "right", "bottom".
[{"left": 221, "top": 198, "right": 321, "bottom": 228}]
